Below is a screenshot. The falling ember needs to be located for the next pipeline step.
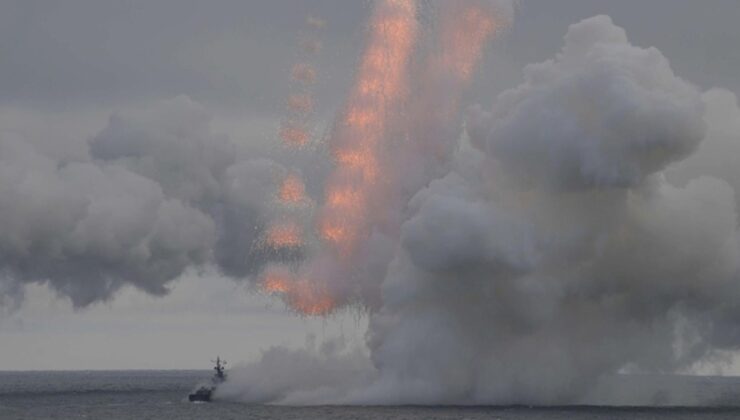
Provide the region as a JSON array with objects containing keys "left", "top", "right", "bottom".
[
  {"left": 278, "top": 174, "right": 308, "bottom": 205},
  {"left": 261, "top": 268, "right": 292, "bottom": 294},
  {"left": 408, "top": 1, "right": 504, "bottom": 166},
  {"left": 318, "top": 217, "right": 356, "bottom": 250},
  {"left": 333, "top": 146, "right": 380, "bottom": 182},
  {"left": 264, "top": 221, "right": 304, "bottom": 249},
  {"left": 260, "top": 266, "right": 336, "bottom": 316},
  {"left": 291, "top": 63, "right": 317, "bottom": 84},
  {"left": 326, "top": 186, "right": 364, "bottom": 211},
  {"left": 279, "top": 123, "right": 310, "bottom": 146},
  {"left": 319, "top": 0, "right": 418, "bottom": 256},
  {"left": 295, "top": 281, "right": 335, "bottom": 315},
  {"left": 438, "top": 2, "right": 500, "bottom": 83}
]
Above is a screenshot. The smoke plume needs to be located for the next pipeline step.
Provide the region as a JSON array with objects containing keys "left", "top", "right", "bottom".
[
  {"left": 220, "top": 12, "right": 740, "bottom": 405},
  {"left": 0, "top": 95, "right": 289, "bottom": 306},
  {"left": 3, "top": 0, "right": 740, "bottom": 406}
]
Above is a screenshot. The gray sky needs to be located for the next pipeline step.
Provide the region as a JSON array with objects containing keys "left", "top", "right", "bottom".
[{"left": 1, "top": 0, "right": 739, "bottom": 370}]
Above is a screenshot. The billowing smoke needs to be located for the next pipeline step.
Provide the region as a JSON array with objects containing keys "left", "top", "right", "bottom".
[
  {"left": 3, "top": 0, "right": 740, "bottom": 406},
  {"left": 217, "top": 336, "right": 375, "bottom": 405},
  {"left": 667, "top": 88, "right": 740, "bottom": 209},
  {"left": 0, "top": 95, "right": 289, "bottom": 307},
  {"left": 219, "top": 13, "right": 740, "bottom": 405}
]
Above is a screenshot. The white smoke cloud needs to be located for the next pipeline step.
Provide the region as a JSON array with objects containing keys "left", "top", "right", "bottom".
[
  {"left": 0, "top": 129, "right": 215, "bottom": 307},
  {"left": 361, "top": 15, "right": 739, "bottom": 404},
  {"left": 667, "top": 88, "right": 740, "bottom": 208},
  {"left": 401, "top": 173, "right": 537, "bottom": 274},
  {"left": 216, "top": 336, "right": 375, "bottom": 405},
  {"left": 90, "top": 96, "right": 237, "bottom": 204},
  {"left": 221, "top": 14, "right": 740, "bottom": 405},
  {"left": 0, "top": 96, "right": 289, "bottom": 307},
  {"left": 468, "top": 15, "right": 706, "bottom": 190}
]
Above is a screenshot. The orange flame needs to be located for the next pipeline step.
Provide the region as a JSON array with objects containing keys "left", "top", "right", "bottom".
[
  {"left": 262, "top": 269, "right": 292, "bottom": 293},
  {"left": 260, "top": 266, "right": 336, "bottom": 316},
  {"left": 407, "top": 2, "right": 502, "bottom": 164},
  {"left": 326, "top": 186, "right": 365, "bottom": 210},
  {"left": 278, "top": 174, "right": 308, "bottom": 205},
  {"left": 439, "top": 3, "right": 499, "bottom": 83},
  {"left": 289, "top": 287, "right": 335, "bottom": 316},
  {"left": 319, "top": 0, "right": 418, "bottom": 256},
  {"left": 264, "top": 221, "right": 304, "bottom": 249}
]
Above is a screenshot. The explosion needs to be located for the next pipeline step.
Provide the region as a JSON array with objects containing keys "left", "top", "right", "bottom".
[
  {"left": 8, "top": 0, "right": 740, "bottom": 408},
  {"left": 438, "top": 2, "right": 500, "bottom": 83},
  {"left": 405, "top": 1, "right": 504, "bottom": 171},
  {"left": 217, "top": 3, "right": 740, "bottom": 406},
  {"left": 262, "top": 0, "right": 511, "bottom": 315},
  {"left": 259, "top": 11, "right": 328, "bottom": 314},
  {"left": 260, "top": 266, "right": 336, "bottom": 316},
  {"left": 260, "top": 267, "right": 292, "bottom": 294},
  {"left": 319, "top": 0, "right": 418, "bottom": 257}
]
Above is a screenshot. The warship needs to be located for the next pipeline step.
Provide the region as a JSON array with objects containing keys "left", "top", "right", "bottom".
[{"left": 188, "top": 356, "right": 227, "bottom": 402}]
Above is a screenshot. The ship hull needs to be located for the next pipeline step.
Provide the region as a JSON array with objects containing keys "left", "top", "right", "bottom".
[{"left": 188, "top": 387, "right": 213, "bottom": 402}]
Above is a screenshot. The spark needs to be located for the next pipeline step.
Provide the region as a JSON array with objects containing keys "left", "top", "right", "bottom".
[
  {"left": 260, "top": 266, "right": 336, "bottom": 316},
  {"left": 278, "top": 174, "right": 308, "bottom": 205},
  {"left": 438, "top": 3, "right": 499, "bottom": 83},
  {"left": 264, "top": 221, "right": 304, "bottom": 249}
]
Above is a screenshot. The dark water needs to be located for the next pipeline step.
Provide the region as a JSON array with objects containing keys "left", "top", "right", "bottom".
[{"left": 2, "top": 371, "right": 740, "bottom": 419}]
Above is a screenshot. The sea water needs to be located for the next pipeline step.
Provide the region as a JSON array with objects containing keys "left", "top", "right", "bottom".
[{"left": 1, "top": 371, "right": 740, "bottom": 419}]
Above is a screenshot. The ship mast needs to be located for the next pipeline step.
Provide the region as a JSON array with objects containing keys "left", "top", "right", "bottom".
[{"left": 211, "top": 356, "right": 227, "bottom": 380}]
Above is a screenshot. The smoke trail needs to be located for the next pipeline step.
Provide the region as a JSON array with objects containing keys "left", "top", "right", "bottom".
[
  {"left": 402, "top": 0, "right": 512, "bottom": 202},
  {"left": 257, "top": 0, "right": 422, "bottom": 317},
  {"left": 319, "top": 0, "right": 419, "bottom": 258},
  {"left": 391, "top": 0, "right": 515, "bottom": 263},
  {"left": 259, "top": 14, "right": 328, "bottom": 311},
  {"left": 260, "top": 0, "right": 511, "bottom": 317}
]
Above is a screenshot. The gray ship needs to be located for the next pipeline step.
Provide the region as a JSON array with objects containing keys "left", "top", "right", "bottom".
[{"left": 188, "top": 357, "right": 227, "bottom": 402}]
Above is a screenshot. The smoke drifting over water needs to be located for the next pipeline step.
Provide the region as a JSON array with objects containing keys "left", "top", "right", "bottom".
[
  {"left": 3, "top": 0, "right": 740, "bottom": 406},
  {"left": 221, "top": 8, "right": 740, "bottom": 405}
]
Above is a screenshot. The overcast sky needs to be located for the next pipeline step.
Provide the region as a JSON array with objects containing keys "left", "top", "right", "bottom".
[{"left": 1, "top": 0, "right": 739, "bottom": 370}]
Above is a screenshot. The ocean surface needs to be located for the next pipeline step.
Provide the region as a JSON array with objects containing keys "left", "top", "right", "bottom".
[{"left": 2, "top": 371, "right": 740, "bottom": 419}]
